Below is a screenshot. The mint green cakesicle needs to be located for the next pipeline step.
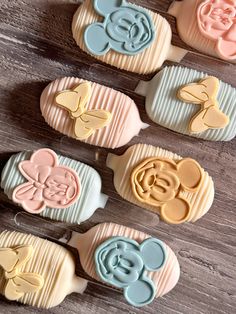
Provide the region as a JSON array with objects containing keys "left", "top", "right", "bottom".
[
  {"left": 136, "top": 66, "right": 236, "bottom": 141},
  {"left": 1, "top": 150, "right": 108, "bottom": 224}
]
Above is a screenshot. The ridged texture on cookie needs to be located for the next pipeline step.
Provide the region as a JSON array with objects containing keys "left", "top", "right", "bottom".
[
  {"left": 69, "top": 222, "right": 180, "bottom": 297},
  {"left": 40, "top": 77, "right": 147, "bottom": 148},
  {"left": 136, "top": 66, "right": 236, "bottom": 141},
  {"left": 106, "top": 144, "right": 214, "bottom": 222},
  {"left": 0, "top": 230, "right": 86, "bottom": 308},
  {"left": 72, "top": 0, "right": 182, "bottom": 74},
  {"left": 1, "top": 151, "right": 107, "bottom": 223}
]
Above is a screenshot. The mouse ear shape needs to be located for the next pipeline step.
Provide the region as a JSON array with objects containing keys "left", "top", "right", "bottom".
[
  {"left": 124, "top": 277, "right": 156, "bottom": 307},
  {"left": 161, "top": 197, "right": 191, "bottom": 224},
  {"left": 31, "top": 149, "right": 58, "bottom": 167},
  {"left": 84, "top": 23, "right": 110, "bottom": 56},
  {"left": 140, "top": 238, "right": 166, "bottom": 271},
  {"left": 177, "top": 158, "right": 203, "bottom": 192},
  {"left": 94, "top": 0, "right": 124, "bottom": 16}
]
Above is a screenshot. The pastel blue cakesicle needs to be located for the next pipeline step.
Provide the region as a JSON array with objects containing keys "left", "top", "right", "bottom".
[
  {"left": 1, "top": 149, "right": 108, "bottom": 224},
  {"left": 135, "top": 66, "right": 236, "bottom": 141}
]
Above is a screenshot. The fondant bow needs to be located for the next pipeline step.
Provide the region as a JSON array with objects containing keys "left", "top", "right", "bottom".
[
  {"left": 55, "top": 82, "right": 112, "bottom": 139},
  {"left": 0, "top": 245, "right": 44, "bottom": 301},
  {"left": 178, "top": 76, "right": 229, "bottom": 133}
]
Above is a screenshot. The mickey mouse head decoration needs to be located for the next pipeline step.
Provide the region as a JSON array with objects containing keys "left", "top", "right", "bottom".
[
  {"left": 95, "top": 236, "right": 166, "bottom": 307},
  {"left": 84, "top": 0, "right": 155, "bottom": 56},
  {"left": 131, "top": 157, "right": 203, "bottom": 224}
]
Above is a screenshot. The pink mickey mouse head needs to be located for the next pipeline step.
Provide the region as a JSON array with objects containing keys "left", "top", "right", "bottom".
[
  {"left": 197, "top": 0, "right": 236, "bottom": 60},
  {"left": 12, "top": 149, "right": 80, "bottom": 213}
]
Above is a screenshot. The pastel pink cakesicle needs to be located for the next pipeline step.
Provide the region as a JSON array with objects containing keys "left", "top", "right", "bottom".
[
  {"left": 40, "top": 78, "right": 148, "bottom": 149},
  {"left": 68, "top": 222, "right": 180, "bottom": 301},
  {"left": 12, "top": 149, "right": 80, "bottom": 214},
  {"left": 169, "top": 0, "right": 236, "bottom": 62}
]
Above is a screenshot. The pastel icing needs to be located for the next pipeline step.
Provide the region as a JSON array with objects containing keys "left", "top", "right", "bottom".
[
  {"left": 84, "top": 0, "right": 155, "bottom": 56},
  {"left": 72, "top": 0, "right": 187, "bottom": 74},
  {"left": 0, "top": 230, "right": 87, "bottom": 308},
  {"left": 68, "top": 222, "right": 180, "bottom": 299},
  {"left": 168, "top": 0, "right": 236, "bottom": 62},
  {"left": 55, "top": 82, "right": 112, "bottom": 140},
  {"left": 0, "top": 245, "right": 44, "bottom": 301},
  {"left": 1, "top": 149, "right": 108, "bottom": 224},
  {"left": 197, "top": 0, "right": 236, "bottom": 60},
  {"left": 12, "top": 149, "right": 80, "bottom": 214},
  {"left": 135, "top": 66, "right": 236, "bottom": 141},
  {"left": 131, "top": 157, "right": 203, "bottom": 224},
  {"left": 106, "top": 144, "right": 214, "bottom": 224},
  {"left": 95, "top": 236, "right": 166, "bottom": 307},
  {"left": 40, "top": 77, "right": 148, "bottom": 148},
  {"left": 177, "top": 76, "right": 229, "bottom": 133}
]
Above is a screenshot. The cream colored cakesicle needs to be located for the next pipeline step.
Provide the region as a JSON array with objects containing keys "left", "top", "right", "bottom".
[
  {"left": 0, "top": 230, "right": 87, "bottom": 309},
  {"left": 72, "top": 0, "right": 187, "bottom": 74},
  {"left": 107, "top": 144, "right": 214, "bottom": 224},
  {"left": 40, "top": 77, "right": 148, "bottom": 148},
  {"left": 0, "top": 222, "right": 180, "bottom": 308}
]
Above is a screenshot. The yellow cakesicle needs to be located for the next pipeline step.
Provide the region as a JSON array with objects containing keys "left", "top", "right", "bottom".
[
  {"left": 0, "top": 230, "right": 87, "bottom": 309},
  {"left": 72, "top": 0, "right": 187, "bottom": 74},
  {"left": 106, "top": 144, "right": 214, "bottom": 224}
]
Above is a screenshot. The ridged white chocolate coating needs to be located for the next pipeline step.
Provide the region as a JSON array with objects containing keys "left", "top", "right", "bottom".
[
  {"left": 1, "top": 151, "right": 107, "bottom": 224},
  {"left": 40, "top": 77, "right": 147, "bottom": 148},
  {"left": 136, "top": 66, "right": 236, "bottom": 141},
  {"left": 69, "top": 222, "right": 180, "bottom": 297},
  {"left": 72, "top": 0, "right": 187, "bottom": 74},
  {"left": 106, "top": 144, "right": 214, "bottom": 222},
  {"left": 0, "top": 230, "right": 87, "bottom": 309}
]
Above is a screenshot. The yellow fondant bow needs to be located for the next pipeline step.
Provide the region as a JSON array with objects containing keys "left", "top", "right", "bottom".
[
  {"left": 177, "top": 76, "right": 229, "bottom": 133},
  {"left": 0, "top": 245, "right": 44, "bottom": 301},
  {"left": 55, "top": 82, "right": 112, "bottom": 139}
]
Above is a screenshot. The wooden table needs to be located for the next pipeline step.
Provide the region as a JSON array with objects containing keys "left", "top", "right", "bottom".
[{"left": 0, "top": 0, "right": 235, "bottom": 313}]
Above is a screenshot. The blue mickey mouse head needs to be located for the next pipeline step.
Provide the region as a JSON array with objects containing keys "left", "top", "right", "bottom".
[
  {"left": 95, "top": 236, "right": 166, "bottom": 307},
  {"left": 84, "top": 0, "right": 155, "bottom": 56}
]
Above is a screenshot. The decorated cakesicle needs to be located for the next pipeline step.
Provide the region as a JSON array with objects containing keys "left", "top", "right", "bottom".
[
  {"left": 1, "top": 219, "right": 180, "bottom": 308},
  {"left": 0, "top": 230, "right": 87, "bottom": 308},
  {"left": 67, "top": 222, "right": 180, "bottom": 307},
  {"left": 1, "top": 148, "right": 108, "bottom": 223},
  {"left": 72, "top": 0, "right": 187, "bottom": 74},
  {"left": 168, "top": 0, "right": 236, "bottom": 62},
  {"left": 40, "top": 78, "right": 148, "bottom": 148},
  {"left": 135, "top": 66, "right": 235, "bottom": 141},
  {"left": 106, "top": 144, "right": 215, "bottom": 224}
]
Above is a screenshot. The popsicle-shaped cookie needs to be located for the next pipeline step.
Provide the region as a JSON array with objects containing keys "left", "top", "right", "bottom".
[
  {"left": 168, "top": 0, "right": 236, "bottom": 62},
  {"left": 106, "top": 144, "right": 214, "bottom": 224},
  {"left": 135, "top": 65, "right": 235, "bottom": 141},
  {"left": 40, "top": 78, "right": 148, "bottom": 148},
  {"left": 68, "top": 222, "right": 180, "bottom": 307},
  {"left": 0, "top": 230, "right": 87, "bottom": 308},
  {"left": 1, "top": 148, "right": 107, "bottom": 223},
  {"left": 72, "top": 0, "right": 187, "bottom": 74}
]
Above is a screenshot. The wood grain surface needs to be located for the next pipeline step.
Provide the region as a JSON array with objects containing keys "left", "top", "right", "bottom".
[{"left": 0, "top": 0, "right": 235, "bottom": 313}]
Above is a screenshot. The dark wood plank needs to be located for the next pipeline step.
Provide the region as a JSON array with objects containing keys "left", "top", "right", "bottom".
[{"left": 0, "top": 1, "right": 235, "bottom": 314}]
